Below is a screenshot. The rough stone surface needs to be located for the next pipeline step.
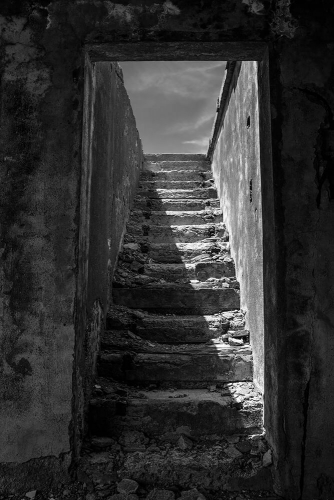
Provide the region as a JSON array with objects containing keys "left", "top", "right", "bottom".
[{"left": 117, "top": 478, "right": 139, "bottom": 494}]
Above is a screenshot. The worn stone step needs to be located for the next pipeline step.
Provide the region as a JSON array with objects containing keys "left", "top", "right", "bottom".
[
  {"left": 130, "top": 209, "right": 223, "bottom": 226},
  {"left": 133, "top": 197, "right": 220, "bottom": 211},
  {"left": 106, "top": 306, "right": 246, "bottom": 343},
  {"left": 125, "top": 223, "right": 228, "bottom": 243},
  {"left": 139, "top": 180, "right": 214, "bottom": 190},
  {"left": 98, "top": 332, "right": 252, "bottom": 383},
  {"left": 114, "top": 444, "right": 273, "bottom": 493},
  {"left": 89, "top": 384, "right": 263, "bottom": 442},
  {"left": 143, "top": 261, "right": 235, "bottom": 281},
  {"left": 140, "top": 170, "right": 213, "bottom": 182},
  {"left": 136, "top": 187, "right": 217, "bottom": 199},
  {"left": 145, "top": 154, "right": 207, "bottom": 162},
  {"left": 120, "top": 241, "right": 230, "bottom": 264},
  {"left": 113, "top": 264, "right": 239, "bottom": 294},
  {"left": 81, "top": 427, "right": 273, "bottom": 494},
  {"left": 112, "top": 285, "right": 240, "bottom": 314}
]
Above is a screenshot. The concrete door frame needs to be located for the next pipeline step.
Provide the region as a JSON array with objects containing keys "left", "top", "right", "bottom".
[{"left": 82, "top": 40, "right": 278, "bottom": 487}]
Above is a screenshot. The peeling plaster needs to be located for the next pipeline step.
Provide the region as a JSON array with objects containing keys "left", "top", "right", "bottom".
[
  {"left": 242, "top": 0, "right": 265, "bottom": 16},
  {"left": 270, "top": 0, "right": 298, "bottom": 38},
  {"left": 162, "top": 1, "right": 180, "bottom": 16},
  {"left": 103, "top": 2, "right": 135, "bottom": 24}
]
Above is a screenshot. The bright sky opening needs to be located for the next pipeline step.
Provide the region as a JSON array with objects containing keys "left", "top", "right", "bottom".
[{"left": 120, "top": 61, "right": 226, "bottom": 154}]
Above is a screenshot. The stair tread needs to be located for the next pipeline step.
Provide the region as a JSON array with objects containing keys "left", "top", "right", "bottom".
[
  {"left": 145, "top": 153, "right": 207, "bottom": 161},
  {"left": 113, "top": 281, "right": 239, "bottom": 290},
  {"left": 137, "top": 188, "right": 217, "bottom": 199},
  {"left": 90, "top": 382, "right": 261, "bottom": 409},
  {"left": 100, "top": 330, "right": 250, "bottom": 354}
]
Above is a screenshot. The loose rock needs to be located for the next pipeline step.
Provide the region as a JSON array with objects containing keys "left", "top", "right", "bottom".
[
  {"left": 117, "top": 479, "right": 139, "bottom": 495},
  {"left": 180, "top": 489, "right": 206, "bottom": 500},
  {"left": 263, "top": 449, "right": 273, "bottom": 467},
  {"left": 146, "top": 489, "right": 175, "bottom": 500},
  {"left": 25, "top": 492, "right": 37, "bottom": 500}
]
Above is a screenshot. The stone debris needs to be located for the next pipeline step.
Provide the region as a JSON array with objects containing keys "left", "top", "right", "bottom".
[
  {"left": 180, "top": 490, "right": 206, "bottom": 500},
  {"left": 146, "top": 489, "right": 175, "bottom": 500},
  {"left": 177, "top": 435, "right": 193, "bottom": 450},
  {"left": 116, "top": 478, "right": 139, "bottom": 494},
  {"left": 25, "top": 492, "right": 37, "bottom": 500},
  {"left": 224, "top": 445, "right": 244, "bottom": 459},
  {"left": 262, "top": 449, "right": 273, "bottom": 467}
]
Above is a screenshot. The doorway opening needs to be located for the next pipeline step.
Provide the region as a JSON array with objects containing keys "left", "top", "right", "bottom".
[{"left": 76, "top": 41, "right": 276, "bottom": 494}]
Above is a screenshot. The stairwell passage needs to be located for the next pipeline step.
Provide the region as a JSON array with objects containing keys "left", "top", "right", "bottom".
[{"left": 81, "top": 154, "right": 276, "bottom": 498}]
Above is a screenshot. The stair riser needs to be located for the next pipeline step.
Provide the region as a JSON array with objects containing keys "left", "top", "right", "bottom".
[
  {"left": 144, "top": 161, "right": 211, "bottom": 172},
  {"left": 98, "top": 351, "right": 252, "bottom": 383},
  {"left": 130, "top": 211, "right": 223, "bottom": 226},
  {"left": 133, "top": 198, "right": 220, "bottom": 211},
  {"left": 112, "top": 287, "right": 240, "bottom": 315},
  {"left": 137, "top": 188, "right": 217, "bottom": 199},
  {"left": 141, "top": 171, "right": 213, "bottom": 182},
  {"left": 143, "top": 261, "right": 235, "bottom": 281},
  {"left": 116, "top": 451, "right": 273, "bottom": 493},
  {"left": 139, "top": 180, "right": 214, "bottom": 190},
  {"left": 89, "top": 398, "right": 262, "bottom": 441},
  {"left": 145, "top": 243, "right": 230, "bottom": 263},
  {"left": 145, "top": 154, "right": 206, "bottom": 161},
  {"left": 125, "top": 224, "right": 228, "bottom": 243},
  {"left": 106, "top": 309, "right": 231, "bottom": 343}
]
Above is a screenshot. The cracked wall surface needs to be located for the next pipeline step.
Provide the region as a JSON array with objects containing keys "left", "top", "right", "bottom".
[{"left": 0, "top": 0, "right": 334, "bottom": 498}]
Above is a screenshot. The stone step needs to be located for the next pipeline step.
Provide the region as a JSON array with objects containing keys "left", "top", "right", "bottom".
[
  {"left": 139, "top": 180, "right": 215, "bottom": 190},
  {"left": 113, "top": 444, "right": 273, "bottom": 494},
  {"left": 106, "top": 306, "right": 246, "bottom": 343},
  {"left": 136, "top": 187, "right": 217, "bottom": 199},
  {"left": 145, "top": 154, "right": 207, "bottom": 162},
  {"left": 89, "top": 384, "right": 263, "bottom": 443},
  {"left": 125, "top": 223, "right": 228, "bottom": 243},
  {"left": 112, "top": 285, "right": 240, "bottom": 314},
  {"left": 129, "top": 209, "right": 223, "bottom": 226},
  {"left": 133, "top": 197, "right": 220, "bottom": 211},
  {"left": 112, "top": 264, "right": 239, "bottom": 289},
  {"left": 98, "top": 332, "right": 252, "bottom": 383},
  {"left": 121, "top": 241, "right": 230, "bottom": 264},
  {"left": 81, "top": 431, "right": 274, "bottom": 494},
  {"left": 143, "top": 260, "right": 235, "bottom": 281},
  {"left": 140, "top": 170, "right": 213, "bottom": 182}
]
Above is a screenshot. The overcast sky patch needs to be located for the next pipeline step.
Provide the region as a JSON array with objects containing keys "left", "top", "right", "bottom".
[{"left": 120, "top": 61, "right": 226, "bottom": 154}]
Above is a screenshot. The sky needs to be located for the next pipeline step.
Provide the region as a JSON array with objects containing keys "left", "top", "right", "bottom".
[{"left": 120, "top": 61, "right": 226, "bottom": 154}]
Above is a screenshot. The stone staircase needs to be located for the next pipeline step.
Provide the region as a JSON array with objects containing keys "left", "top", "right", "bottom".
[{"left": 82, "top": 154, "right": 276, "bottom": 499}]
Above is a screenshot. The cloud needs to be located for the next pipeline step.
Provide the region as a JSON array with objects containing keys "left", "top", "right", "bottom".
[
  {"left": 122, "top": 61, "right": 226, "bottom": 99},
  {"left": 166, "top": 110, "right": 215, "bottom": 135},
  {"left": 183, "top": 138, "right": 210, "bottom": 147}
]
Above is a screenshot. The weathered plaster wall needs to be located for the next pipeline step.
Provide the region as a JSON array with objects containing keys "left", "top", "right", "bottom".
[
  {"left": 0, "top": 7, "right": 143, "bottom": 491},
  {"left": 0, "top": 11, "right": 80, "bottom": 474},
  {"left": 0, "top": 0, "right": 334, "bottom": 498},
  {"left": 73, "top": 58, "right": 143, "bottom": 462},
  {"left": 211, "top": 61, "right": 263, "bottom": 393}
]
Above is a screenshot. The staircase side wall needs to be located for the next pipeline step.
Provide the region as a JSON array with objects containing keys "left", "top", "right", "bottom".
[
  {"left": 211, "top": 61, "right": 264, "bottom": 392},
  {"left": 74, "top": 60, "right": 144, "bottom": 461}
]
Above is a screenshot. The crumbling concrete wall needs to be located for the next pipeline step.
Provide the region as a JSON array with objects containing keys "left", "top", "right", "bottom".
[
  {"left": 0, "top": 7, "right": 143, "bottom": 492},
  {"left": 0, "top": 0, "right": 333, "bottom": 499},
  {"left": 74, "top": 58, "right": 143, "bottom": 462},
  {"left": 210, "top": 61, "right": 264, "bottom": 393}
]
